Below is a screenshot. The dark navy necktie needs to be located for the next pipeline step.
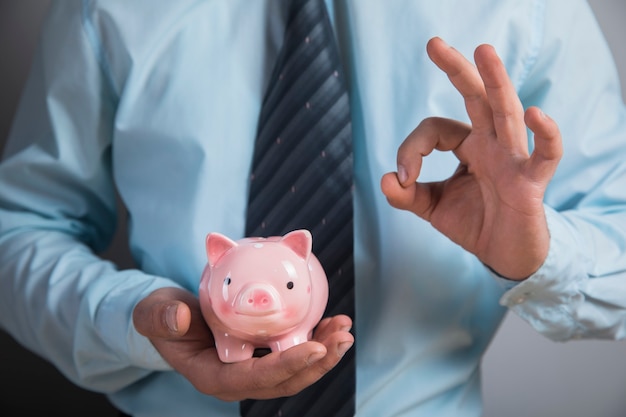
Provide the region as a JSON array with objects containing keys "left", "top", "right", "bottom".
[{"left": 241, "top": 0, "right": 355, "bottom": 416}]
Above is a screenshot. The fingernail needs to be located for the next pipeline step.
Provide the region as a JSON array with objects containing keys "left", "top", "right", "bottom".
[
  {"left": 306, "top": 351, "right": 325, "bottom": 366},
  {"left": 337, "top": 341, "right": 353, "bottom": 358},
  {"left": 397, "top": 165, "right": 408, "bottom": 184},
  {"left": 166, "top": 304, "right": 178, "bottom": 333},
  {"left": 340, "top": 325, "right": 352, "bottom": 332}
]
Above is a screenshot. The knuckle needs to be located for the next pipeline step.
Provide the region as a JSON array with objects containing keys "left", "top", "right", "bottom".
[
  {"left": 194, "top": 381, "right": 243, "bottom": 402},
  {"left": 309, "top": 356, "right": 337, "bottom": 379},
  {"left": 246, "top": 367, "right": 278, "bottom": 392},
  {"left": 274, "top": 383, "right": 304, "bottom": 398},
  {"left": 213, "top": 391, "right": 242, "bottom": 402},
  {"left": 189, "top": 372, "right": 237, "bottom": 401},
  {"left": 317, "top": 360, "right": 336, "bottom": 375},
  {"left": 419, "top": 116, "right": 440, "bottom": 129}
]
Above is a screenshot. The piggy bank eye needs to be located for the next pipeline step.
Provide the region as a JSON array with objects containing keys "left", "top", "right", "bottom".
[
  {"left": 286, "top": 281, "right": 294, "bottom": 290},
  {"left": 221, "top": 277, "right": 231, "bottom": 301}
]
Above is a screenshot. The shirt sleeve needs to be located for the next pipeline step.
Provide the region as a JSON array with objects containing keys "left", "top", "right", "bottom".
[
  {"left": 493, "top": 0, "right": 626, "bottom": 342},
  {"left": 0, "top": 2, "right": 178, "bottom": 392}
]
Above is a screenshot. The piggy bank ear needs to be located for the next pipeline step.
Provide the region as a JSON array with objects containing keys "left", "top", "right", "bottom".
[
  {"left": 281, "top": 229, "right": 312, "bottom": 260},
  {"left": 206, "top": 233, "right": 238, "bottom": 267}
]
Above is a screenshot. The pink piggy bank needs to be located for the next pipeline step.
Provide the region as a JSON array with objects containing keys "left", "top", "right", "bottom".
[{"left": 198, "top": 229, "right": 329, "bottom": 363}]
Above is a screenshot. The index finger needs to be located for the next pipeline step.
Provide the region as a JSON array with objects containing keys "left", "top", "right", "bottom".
[
  {"left": 396, "top": 116, "right": 471, "bottom": 187},
  {"left": 426, "top": 37, "right": 494, "bottom": 133}
]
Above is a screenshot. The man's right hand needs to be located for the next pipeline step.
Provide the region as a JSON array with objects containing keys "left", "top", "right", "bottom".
[{"left": 132, "top": 287, "right": 354, "bottom": 401}]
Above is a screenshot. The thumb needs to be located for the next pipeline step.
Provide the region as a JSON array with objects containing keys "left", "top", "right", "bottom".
[
  {"left": 133, "top": 288, "right": 193, "bottom": 339},
  {"left": 380, "top": 172, "right": 437, "bottom": 221}
]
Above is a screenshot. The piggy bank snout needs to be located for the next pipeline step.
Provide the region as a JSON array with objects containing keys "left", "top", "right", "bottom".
[{"left": 235, "top": 283, "right": 282, "bottom": 316}]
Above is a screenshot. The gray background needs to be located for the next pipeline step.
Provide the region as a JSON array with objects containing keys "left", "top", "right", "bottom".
[{"left": 0, "top": 1, "right": 624, "bottom": 416}]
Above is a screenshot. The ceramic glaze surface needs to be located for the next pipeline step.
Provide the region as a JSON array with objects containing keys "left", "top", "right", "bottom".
[{"left": 199, "top": 229, "right": 329, "bottom": 362}]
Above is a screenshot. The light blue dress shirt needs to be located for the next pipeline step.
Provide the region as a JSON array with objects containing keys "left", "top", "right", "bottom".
[{"left": 1, "top": 0, "right": 625, "bottom": 416}]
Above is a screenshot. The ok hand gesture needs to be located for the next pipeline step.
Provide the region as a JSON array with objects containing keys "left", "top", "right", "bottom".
[{"left": 381, "top": 37, "right": 563, "bottom": 280}]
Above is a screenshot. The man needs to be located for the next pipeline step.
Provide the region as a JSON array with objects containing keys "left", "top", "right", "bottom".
[{"left": 1, "top": 1, "right": 625, "bottom": 416}]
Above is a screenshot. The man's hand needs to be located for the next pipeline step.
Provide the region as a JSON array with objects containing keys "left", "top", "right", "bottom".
[
  {"left": 133, "top": 287, "right": 354, "bottom": 401},
  {"left": 381, "top": 37, "right": 563, "bottom": 280}
]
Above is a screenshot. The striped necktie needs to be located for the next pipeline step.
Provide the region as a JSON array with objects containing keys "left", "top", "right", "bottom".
[{"left": 241, "top": 0, "right": 355, "bottom": 416}]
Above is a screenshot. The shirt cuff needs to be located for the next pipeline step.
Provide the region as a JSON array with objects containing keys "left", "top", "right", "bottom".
[
  {"left": 489, "top": 206, "right": 588, "bottom": 340},
  {"left": 84, "top": 270, "right": 185, "bottom": 372}
]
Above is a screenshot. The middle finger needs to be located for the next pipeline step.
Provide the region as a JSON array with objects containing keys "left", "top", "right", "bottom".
[{"left": 474, "top": 44, "right": 527, "bottom": 152}]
